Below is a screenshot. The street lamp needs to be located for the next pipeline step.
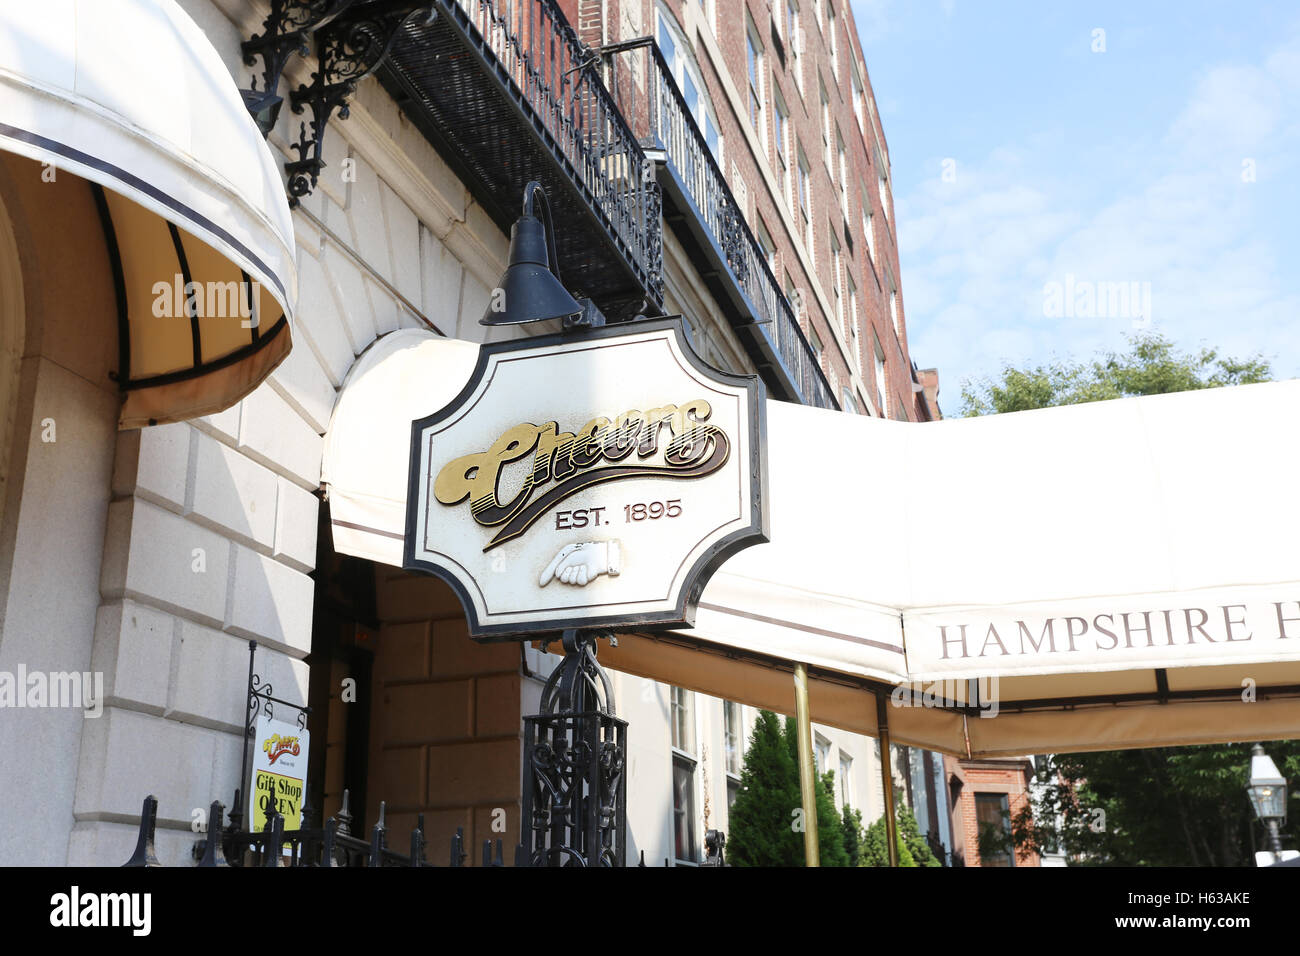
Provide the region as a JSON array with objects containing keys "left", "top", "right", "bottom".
[
  {"left": 1246, "top": 743, "right": 1287, "bottom": 855},
  {"left": 480, "top": 181, "right": 584, "bottom": 328}
]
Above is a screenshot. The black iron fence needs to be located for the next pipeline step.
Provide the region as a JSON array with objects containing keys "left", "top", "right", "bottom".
[
  {"left": 121, "top": 792, "right": 714, "bottom": 867},
  {"left": 121, "top": 792, "right": 503, "bottom": 868},
  {"left": 609, "top": 40, "right": 838, "bottom": 411}
]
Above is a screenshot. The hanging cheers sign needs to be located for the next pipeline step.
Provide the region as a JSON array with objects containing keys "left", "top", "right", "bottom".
[{"left": 404, "top": 318, "right": 767, "bottom": 638}]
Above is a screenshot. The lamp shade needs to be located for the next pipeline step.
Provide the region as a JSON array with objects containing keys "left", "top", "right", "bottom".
[
  {"left": 480, "top": 214, "right": 581, "bottom": 326},
  {"left": 1247, "top": 744, "right": 1288, "bottom": 822}
]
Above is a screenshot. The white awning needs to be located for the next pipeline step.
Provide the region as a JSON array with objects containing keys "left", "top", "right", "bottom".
[
  {"left": 0, "top": 0, "right": 297, "bottom": 426},
  {"left": 322, "top": 330, "right": 1300, "bottom": 756}
]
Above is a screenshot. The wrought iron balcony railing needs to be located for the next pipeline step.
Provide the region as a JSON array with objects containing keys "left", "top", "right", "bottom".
[
  {"left": 607, "top": 40, "right": 838, "bottom": 410},
  {"left": 242, "top": 0, "right": 663, "bottom": 322},
  {"left": 242, "top": 1, "right": 829, "bottom": 394},
  {"left": 379, "top": 0, "right": 664, "bottom": 321}
]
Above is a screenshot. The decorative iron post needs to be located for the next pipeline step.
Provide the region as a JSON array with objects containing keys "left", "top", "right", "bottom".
[{"left": 520, "top": 629, "right": 627, "bottom": 867}]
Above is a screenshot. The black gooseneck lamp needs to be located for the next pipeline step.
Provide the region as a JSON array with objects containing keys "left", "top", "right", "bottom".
[{"left": 480, "top": 181, "right": 605, "bottom": 329}]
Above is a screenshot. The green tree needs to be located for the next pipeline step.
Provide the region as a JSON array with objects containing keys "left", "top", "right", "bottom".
[
  {"left": 726, "top": 710, "right": 802, "bottom": 866},
  {"left": 897, "top": 800, "right": 942, "bottom": 866},
  {"left": 780, "top": 716, "right": 850, "bottom": 865},
  {"left": 815, "top": 770, "right": 851, "bottom": 867},
  {"left": 961, "top": 332, "right": 1296, "bottom": 866},
  {"left": 860, "top": 818, "right": 914, "bottom": 867},
  {"left": 841, "top": 804, "right": 863, "bottom": 866},
  {"left": 727, "top": 710, "right": 859, "bottom": 865},
  {"left": 1008, "top": 746, "right": 1300, "bottom": 866},
  {"left": 959, "top": 331, "right": 1270, "bottom": 416},
  {"left": 859, "top": 797, "right": 936, "bottom": 866}
]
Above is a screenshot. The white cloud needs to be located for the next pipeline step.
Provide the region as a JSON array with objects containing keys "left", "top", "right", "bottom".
[{"left": 898, "top": 31, "right": 1300, "bottom": 400}]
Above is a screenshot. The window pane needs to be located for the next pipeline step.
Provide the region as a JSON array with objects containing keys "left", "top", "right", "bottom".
[
  {"left": 671, "top": 686, "right": 695, "bottom": 753},
  {"left": 658, "top": 16, "right": 677, "bottom": 68},
  {"left": 684, "top": 71, "right": 700, "bottom": 116},
  {"left": 673, "top": 758, "right": 697, "bottom": 862},
  {"left": 724, "top": 701, "right": 741, "bottom": 775},
  {"left": 975, "top": 793, "right": 1013, "bottom": 867}
]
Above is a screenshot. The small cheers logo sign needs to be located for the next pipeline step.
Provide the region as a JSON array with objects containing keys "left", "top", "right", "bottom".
[
  {"left": 263, "top": 732, "right": 301, "bottom": 765},
  {"left": 405, "top": 319, "right": 767, "bottom": 638},
  {"left": 250, "top": 715, "right": 309, "bottom": 834},
  {"left": 435, "top": 398, "right": 730, "bottom": 550}
]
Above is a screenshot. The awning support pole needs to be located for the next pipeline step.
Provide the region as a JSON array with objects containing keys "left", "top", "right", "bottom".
[
  {"left": 876, "top": 693, "right": 900, "bottom": 868},
  {"left": 793, "top": 663, "right": 819, "bottom": 867}
]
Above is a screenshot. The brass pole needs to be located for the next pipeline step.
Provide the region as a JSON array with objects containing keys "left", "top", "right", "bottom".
[
  {"left": 793, "top": 663, "right": 819, "bottom": 866},
  {"left": 876, "top": 693, "right": 899, "bottom": 868}
]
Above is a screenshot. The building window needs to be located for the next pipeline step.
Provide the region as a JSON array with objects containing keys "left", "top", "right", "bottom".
[
  {"left": 796, "top": 145, "right": 811, "bottom": 249},
  {"left": 746, "top": 16, "right": 764, "bottom": 135},
  {"left": 890, "top": 286, "right": 900, "bottom": 337},
  {"left": 810, "top": 324, "right": 824, "bottom": 365},
  {"left": 697, "top": 0, "right": 713, "bottom": 33},
  {"left": 975, "top": 792, "right": 1014, "bottom": 867},
  {"left": 879, "top": 168, "right": 891, "bottom": 222},
  {"left": 863, "top": 204, "right": 875, "bottom": 263},
  {"left": 657, "top": 7, "right": 722, "bottom": 161},
  {"left": 774, "top": 88, "right": 790, "bottom": 201},
  {"left": 786, "top": 0, "right": 801, "bottom": 92},
  {"left": 874, "top": 337, "right": 887, "bottom": 417},
  {"left": 841, "top": 388, "right": 857, "bottom": 414},
  {"left": 839, "top": 752, "right": 853, "bottom": 805},
  {"left": 828, "top": 228, "right": 842, "bottom": 329},
  {"left": 672, "top": 754, "right": 699, "bottom": 863},
  {"left": 845, "top": 272, "right": 858, "bottom": 347},
  {"left": 851, "top": 65, "right": 865, "bottom": 129},
  {"left": 827, "top": 2, "right": 839, "bottom": 77},
  {"left": 757, "top": 218, "right": 777, "bottom": 273},
  {"left": 785, "top": 271, "right": 802, "bottom": 317},
  {"left": 819, "top": 77, "right": 832, "bottom": 174},
  {"left": 837, "top": 131, "right": 848, "bottom": 216},
  {"left": 895, "top": 394, "right": 910, "bottom": 422},
  {"left": 724, "top": 700, "right": 741, "bottom": 776},
  {"left": 814, "top": 734, "right": 831, "bottom": 774},
  {"left": 671, "top": 685, "right": 695, "bottom": 754}
]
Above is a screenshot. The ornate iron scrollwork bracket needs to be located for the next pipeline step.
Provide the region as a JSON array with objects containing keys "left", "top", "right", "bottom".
[
  {"left": 240, "top": 0, "right": 435, "bottom": 206},
  {"left": 240, "top": 0, "right": 353, "bottom": 133},
  {"left": 520, "top": 629, "right": 628, "bottom": 867}
]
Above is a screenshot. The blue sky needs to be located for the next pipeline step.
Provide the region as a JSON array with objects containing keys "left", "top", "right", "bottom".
[{"left": 849, "top": 0, "right": 1300, "bottom": 407}]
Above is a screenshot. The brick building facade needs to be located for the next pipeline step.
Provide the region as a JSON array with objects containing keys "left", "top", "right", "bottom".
[
  {"left": 945, "top": 754, "right": 1042, "bottom": 867},
  {"left": 561, "top": 0, "right": 939, "bottom": 420}
]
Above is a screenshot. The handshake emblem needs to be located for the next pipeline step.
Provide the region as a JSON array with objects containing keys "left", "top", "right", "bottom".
[{"left": 539, "top": 540, "right": 622, "bottom": 587}]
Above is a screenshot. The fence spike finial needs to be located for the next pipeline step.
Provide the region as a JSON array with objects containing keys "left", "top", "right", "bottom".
[
  {"left": 196, "top": 800, "right": 229, "bottom": 867},
  {"left": 122, "top": 794, "right": 162, "bottom": 867}
]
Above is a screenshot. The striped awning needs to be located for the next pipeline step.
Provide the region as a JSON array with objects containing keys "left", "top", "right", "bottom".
[{"left": 0, "top": 0, "right": 297, "bottom": 427}]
